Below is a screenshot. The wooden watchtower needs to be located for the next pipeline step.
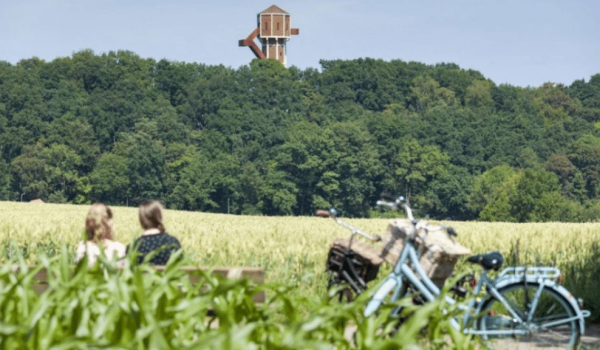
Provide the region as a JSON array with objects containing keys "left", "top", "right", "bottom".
[{"left": 239, "top": 5, "right": 299, "bottom": 66}]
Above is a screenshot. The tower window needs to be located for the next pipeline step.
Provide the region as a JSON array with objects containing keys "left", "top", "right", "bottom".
[{"left": 277, "top": 23, "right": 279, "bottom": 30}]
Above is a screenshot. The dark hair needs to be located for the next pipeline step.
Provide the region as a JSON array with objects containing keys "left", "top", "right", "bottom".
[
  {"left": 85, "top": 203, "right": 114, "bottom": 242},
  {"left": 138, "top": 200, "right": 165, "bottom": 232}
]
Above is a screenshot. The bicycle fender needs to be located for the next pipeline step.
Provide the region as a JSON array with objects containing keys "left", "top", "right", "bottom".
[
  {"left": 493, "top": 278, "right": 587, "bottom": 335},
  {"left": 364, "top": 278, "right": 397, "bottom": 317}
]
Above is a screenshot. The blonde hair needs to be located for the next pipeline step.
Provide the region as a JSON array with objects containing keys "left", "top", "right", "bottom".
[
  {"left": 85, "top": 203, "right": 114, "bottom": 242},
  {"left": 139, "top": 200, "right": 165, "bottom": 232}
]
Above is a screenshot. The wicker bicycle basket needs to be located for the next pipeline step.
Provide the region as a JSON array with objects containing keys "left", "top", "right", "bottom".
[
  {"left": 326, "top": 237, "right": 384, "bottom": 284},
  {"left": 379, "top": 219, "right": 471, "bottom": 287}
]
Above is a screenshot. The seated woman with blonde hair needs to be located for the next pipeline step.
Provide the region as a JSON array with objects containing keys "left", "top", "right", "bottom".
[
  {"left": 76, "top": 203, "right": 126, "bottom": 267},
  {"left": 127, "top": 200, "right": 183, "bottom": 265}
]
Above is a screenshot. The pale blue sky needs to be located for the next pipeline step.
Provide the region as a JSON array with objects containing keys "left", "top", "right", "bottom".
[{"left": 1, "top": 0, "right": 598, "bottom": 87}]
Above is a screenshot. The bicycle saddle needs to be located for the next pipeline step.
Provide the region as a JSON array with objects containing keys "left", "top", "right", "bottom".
[{"left": 466, "top": 251, "right": 504, "bottom": 271}]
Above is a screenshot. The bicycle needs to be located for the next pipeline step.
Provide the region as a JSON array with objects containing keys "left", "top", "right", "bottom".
[{"left": 321, "top": 194, "right": 590, "bottom": 349}]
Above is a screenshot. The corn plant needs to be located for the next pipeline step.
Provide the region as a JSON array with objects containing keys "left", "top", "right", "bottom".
[{"left": 0, "top": 241, "right": 477, "bottom": 349}]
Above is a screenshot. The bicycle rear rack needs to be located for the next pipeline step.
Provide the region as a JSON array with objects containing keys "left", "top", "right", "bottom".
[{"left": 498, "top": 267, "right": 561, "bottom": 281}]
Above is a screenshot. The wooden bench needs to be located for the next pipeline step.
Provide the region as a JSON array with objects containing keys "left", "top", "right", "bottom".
[{"left": 10, "top": 265, "right": 266, "bottom": 303}]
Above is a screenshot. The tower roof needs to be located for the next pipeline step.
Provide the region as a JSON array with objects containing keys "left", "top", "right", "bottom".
[{"left": 259, "top": 5, "right": 288, "bottom": 15}]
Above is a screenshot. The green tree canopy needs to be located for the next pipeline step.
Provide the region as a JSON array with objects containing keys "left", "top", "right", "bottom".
[{"left": 0, "top": 51, "right": 599, "bottom": 220}]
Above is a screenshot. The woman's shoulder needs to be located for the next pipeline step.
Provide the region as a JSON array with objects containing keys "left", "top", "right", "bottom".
[
  {"left": 76, "top": 240, "right": 100, "bottom": 260},
  {"left": 77, "top": 240, "right": 100, "bottom": 250},
  {"left": 130, "top": 235, "right": 149, "bottom": 244},
  {"left": 105, "top": 240, "right": 126, "bottom": 250},
  {"left": 162, "top": 232, "right": 181, "bottom": 243},
  {"left": 104, "top": 240, "right": 126, "bottom": 259}
]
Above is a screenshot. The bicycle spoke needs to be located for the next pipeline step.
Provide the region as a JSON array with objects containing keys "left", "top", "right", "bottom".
[{"left": 478, "top": 283, "right": 579, "bottom": 349}]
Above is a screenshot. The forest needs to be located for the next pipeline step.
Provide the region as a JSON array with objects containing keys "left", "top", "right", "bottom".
[{"left": 1, "top": 50, "right": 600, "bottom": 221}]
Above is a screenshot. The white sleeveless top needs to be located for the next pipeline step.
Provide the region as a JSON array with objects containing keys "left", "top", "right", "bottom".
[{"left": 75, "top": 240, "right": 126, "bottom": 268}]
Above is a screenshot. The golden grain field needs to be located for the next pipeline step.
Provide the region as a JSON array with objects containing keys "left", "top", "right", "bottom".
[{"left": 1, "top": 201, "right": 599, "bottom": 304}]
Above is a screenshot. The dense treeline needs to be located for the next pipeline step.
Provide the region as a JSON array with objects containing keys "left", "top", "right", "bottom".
[{"left": 1, "top": 50, "right": 600, "bottom": 221}]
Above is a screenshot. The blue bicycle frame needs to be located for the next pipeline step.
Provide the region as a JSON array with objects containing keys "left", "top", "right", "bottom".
[{"left": 363, "top": 220, "right": 590, "bottom": 338}]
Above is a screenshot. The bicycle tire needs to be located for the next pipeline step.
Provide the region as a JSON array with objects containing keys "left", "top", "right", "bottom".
[{"left": 477, "top": 282, "right": 580, "bottom": 349}]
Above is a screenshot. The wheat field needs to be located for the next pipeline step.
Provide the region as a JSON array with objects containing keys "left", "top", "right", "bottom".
[{"left": 1, "top": 201, "right": 599, "bottom": 314}]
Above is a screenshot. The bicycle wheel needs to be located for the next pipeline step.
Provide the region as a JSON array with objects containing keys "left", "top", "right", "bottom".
[{"left": 477, "top": 282, "right": 580, "bottom": 349}]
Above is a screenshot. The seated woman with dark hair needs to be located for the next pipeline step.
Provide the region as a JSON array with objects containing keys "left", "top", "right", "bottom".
[{"left": 126, "top": 200, "right": 183, "bottom": 265}]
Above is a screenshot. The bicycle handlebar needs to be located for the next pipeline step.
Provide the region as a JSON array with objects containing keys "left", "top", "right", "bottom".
[
  {"left": 315, "top": 208, "right": 381, "bottom": 242},
  {"left": 315, "top": 193, "right": 456, "bottom": 243},
  {"left": 377, "top": 194, "right": 458, "bottom": 238},
  {"left": 376, "top": 198, "right": 415, "bottom": 222}
]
